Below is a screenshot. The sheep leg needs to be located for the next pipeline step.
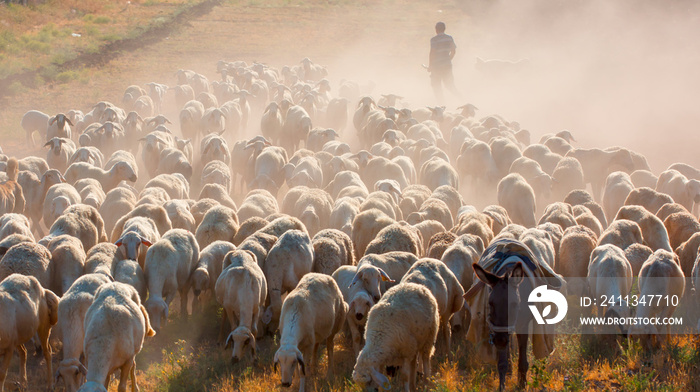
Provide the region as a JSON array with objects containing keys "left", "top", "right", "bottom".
[
  {"left": 349, "top": 322, "right": 362, "bottom": 356},
  {"left": 442, "top": 320, "right": 452, "bottom": 359},
  {"left": 0, "top": 347, "right": 13, "bottom": 392},
  {"left": 517, "top": 333, "right": 529, "bottom": 389},
  {"left": 179, "top": 287, "right": 190, "bottom": 319},
  {"left": 117, "top": 359, "right": 131, "bottom": 392},
  {"left": 38, "top": 325, "right": 52, "bottom": 390},
  {"left": 420, "top": 346, "right": 431, "bottom": 379},
  {"left": 17, "top": 344, "right": 27, "bottom": 386},
  {"left": 403, "top": 356, "right": 417, "bottom": 392},
  {"left": 130, "top": 359, "right": 139, "bottom": 392},
  {"left": 217, "top": 314, "right": 230, "bottom": 344},
  {"left": 311, "top": 343, "right": 320, "bottom": 376}
]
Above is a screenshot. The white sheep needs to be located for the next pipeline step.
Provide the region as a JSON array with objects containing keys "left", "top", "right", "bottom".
[
  {"left": 216, "top": 250, "right": 267, "bottom": 363},
  {"left": 191, "top": 240, "right": 237, "bottom": 307},
  {"left": 237, "top": 189, "right": 279, "bottom": 223},
  {"left": 352, "top": 282, "right": 438, "bottom": 392},
  {"left": 56, "top": 273, "right": 112, "bottom": 392},
  {"left": 112, "top": 258, "right": 147, "bottom": 300},
  {"left": 114, "top": 216, "right": 159, "bottom": 268},
  {"left": 656, "top": 169, "right": 700, "bottom": 213},
  {"left": 80, "top": 282, "right": 155, "bottom": 392},
  {"left": 497, "top": 173, "right": 537, "bottom": 227},
  {"left": 0, "top": 274, "right": 59, "bottom": 392},
  {"left": 400, "top": 257, "right": 464, "bottom": 356},
  {"left": 350, "top": 251, "right": 418, "bottom": 303},
  {"left": 144, "top": 173, "right": 190, "bottom": 200},
  {"left": 44, "top": 137, "right": 76, "bottom": 173},
  {"left": 195, "top": 205, "right": 239, "bottom": 249},
  {"left": 629, "top": 249, "right": 685, "bottom": 347},
  {"left": 20, "top": 109, "right": 50, "bottom": 147},
  {"left": 46, "top": 113, "right": 74, "bottom": 141},
  {"left": 587, "top": 244, "right": 634, "bottom": 331},
  {"left": 100, "top": 186, "right": 137, "bottom": 236},
  {"left": 64, "top": 161, "right": 137, "bottom": 193},
  {"left": 144, "top": 229, "right": 199, "bottom": 331},
  {"left": 274, "top": 273, "right": 347, "bottom": 392},
  {"left": 262, "top": 229, "right": 313, "bottom": 331},
  {"left": 614, "top": 205, "right": 672, "bottom": 252},
  {"left": 46, "top": 234, "right": 86, "bottom": 296},
  {"left": 163, "top": 199, "right": 196, "bottom": 231}
]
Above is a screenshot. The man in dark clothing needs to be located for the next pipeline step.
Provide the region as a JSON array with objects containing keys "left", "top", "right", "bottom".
[{"left": 429, "top": 22, "right": 460, "bottom": 103}]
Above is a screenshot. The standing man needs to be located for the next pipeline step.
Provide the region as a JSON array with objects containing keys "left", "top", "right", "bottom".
[{"left": 428, "top": 22, "right": 460, "bottom": 103}]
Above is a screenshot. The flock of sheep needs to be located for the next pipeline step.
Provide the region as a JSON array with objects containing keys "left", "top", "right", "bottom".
[{"left": 0, "top": 55, "right": 697, "bottom": 392}]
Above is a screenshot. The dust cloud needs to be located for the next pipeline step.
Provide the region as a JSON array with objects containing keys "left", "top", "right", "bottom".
[{"left": 322, "top": 0, "right": 700, "bottom": 172}]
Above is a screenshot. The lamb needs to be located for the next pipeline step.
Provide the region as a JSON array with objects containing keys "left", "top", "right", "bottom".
[
  {"left": 587, "top": 244, "right": 634, "bottom": 330},
  {"left": 20, "top": 109, "right": 50, "bottom": 147},
  {"left": 144, "top": 229, "right": 199, "bottom": 331},
  {"left": 602, "top": 171, "right": 635, "bottom": 222},
  {"left": 64, "top": 161, "right": 137, "bottom": 193},
  {"left": 262, "top": 229, "right": 313, "bottom": 331},
  {"left": 352, "top": 282, "right": 438, "bottom": 392},
  {"left": 274, "top": 273, "right": 347, "bottom": 392},
  {"left": 55, "top": 273, "right": 112, "bottom": 392},
  {"left": 44, "top": 137, "right": 76, "bottom": 173},
  {"left": 311, "top": 229, "right": 355, "bottom": 275},
  {"left": 80, "top": 282, "right": 155, "bottom": 392},
  {"left": 46, "top": 234, "right": 86, "bottom": 296},
  {"left": 195, "top": 205, "right": 239, "bottom": 249},
  {"left": 0, "top": 274, "right": 59, "bottom": 392},
  {"left": 191, "top": 241, "right": 237, "bottom": 307},
  {"left": 629, "top": 250, "right": 684, "bottom": 347},
  {"left": 598, "top": 219, "right": 643, "bottom": 250},
  {"left": 0, "top": 158, "right": 25, "bottom": 216},
  {"left": 614, "top": 205, "right": 672, "bottom": 252},
  {"left": 113, "top": 216, "right": 160, "bottom": 269},
  {"left": 497, "top": 173, "right": 537, "bottom": 227},
  {"left": 216, "top": 250, "right": 267, "bottom": 363},
  {"left": 400, "top": 258, "right": 464, "bottom": 355}
]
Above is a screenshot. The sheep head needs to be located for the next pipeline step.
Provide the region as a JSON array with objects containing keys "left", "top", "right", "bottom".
[
  {"left": 274, "top": 345, "right": 305, "bottom": 387},
  {"left": 225, "top": 326, "right": 256, "bottom": 363}
]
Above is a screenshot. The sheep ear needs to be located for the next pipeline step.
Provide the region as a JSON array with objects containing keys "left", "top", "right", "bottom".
[
  {"left": 141, "top": 240, "right": 153, "bottom": 247},
  {"left": 44, "top": 289, "right": 59, "bottom": 326},
  {"left": 114, "top": 238, "right": 123, "bottom": 247},
  {"left": 43, "top": 141, "right": 53, "bottom": 148},
  {"left": 348, "top": 272, "right": 361, "bottom": 288},
  {"left": 370, "top": 367, "right": 391, "bottom": 391},
  {"left": 49, "top": 116, "right": 57, "bottom": 125},
  {"left": 66, "top": 118, "right": 74, "bottom": 126},
  {"left": 378, "top": 268, "right": 394, "bottom": 283},
  {"left": 140, "top": 305, "right": 156, "bottom": 337},
  {"left": 225, "top": 332, "right": 234, "bottom": 349}
]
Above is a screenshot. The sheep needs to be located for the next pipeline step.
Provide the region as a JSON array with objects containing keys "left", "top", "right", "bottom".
[
  {"left": 565, "top": 147, "right": 635, "bottom": 200},
  {"left": 0, "top": 158, "right": 25, "bottom": 216},
  {"left": 0, "top": 274, "right": 59, "bottom": 392},
  {"left": 663, "top": 211, "right": 700, "bottom": 250},
  {"left": 630, "top": 170, "right": 658, "bottom": 189},
  {"left": 285, "top": 187, "right": 333, "bottom": 238},
  {"left": 261, "top": 101, "right": 285, "bottom": 145},
  {"left": 602, "top": 171, "right": 635, "bottom": 222},
  {"left": 216, "top": 250, "right": 267, "bottom": 363},
  {"left": 587, "top": 244, "right": 634, "bottom": 330},
  {"left": 497, "top": 173, "right": 537, "bottom": 227},
  {"left": 46, "top": 234, "right": 86, "bottom": 296},
  {"left": 431, "top": 185, "right": 464, "bottom": 220},
  {"left": 46, "top": 113, "right": 74, "bottom": 141},
  {"left": 520, "top": 227, "right": 557, "bottom": 269},
  {"left": 311, "top": 229, "right": 354, "bottom": 275},
  {"left": 509, "top": 156, "right": 554, "bottom": 201},
  {"left": 113, "top": 216, "right": 160, "bottom": 269},
  {"left": 70, "top": 147, "right": 104, "bottom": 168},
  {"left": 144, "top": 229, "right": 199, "bottom": 331},
  {"left": 399, "top": 184, "right": 432, "bottom": 218},
  {"left": 281, "top": 105, "right": 312, "bottom": 153},
  {"left": 564, "top": 190, "right": 608, "bottom": 229},
  {"left": 262, "top": 229, "right": 313, "bottom": 332},
  {"left": 191, "top": 241, "right": 237, "bottom": 306},
  {"left": 624, "top": 243, "right": 653, "bottom": 277},
  {"left": 482, "top": 205, "right": 512, "bottom": 236},
  {"left": 111, "top": 204, "right": 172, "bottom": 244},
  {"left": 352, "top": 282, "right": 438, "bottom": 392},
  {"left": 675, "top": 232, "right": 700, "bottom": 277},
  {"left": 42, "top": 182, "right": 81, "bottom": 228},
  {"left": 0, "top": 213, "right": 34, "bottom": 242},
  {"left": 237, "top": 189, "right": 279, "bottom": 223},
  {"left": 629, "top": 250, "right": 684, "bottom": 347},
  {"left": 351, "top": 251, "right": 418, "bottom": 303},
  {"left": 40, "top": 204, "right": 106, "bottom": 253},
  {"left": 361, "top": 156, "right": 409, "bottom": 192},
  {"left": 284, "top": 156, "right": 324, "bottom": 189},
  {"left": 364, "top": 223, "right": 422, "bottom": 257},
  {"left": 81, "top": 282, "right": 155, "bottom": 392},
  {"left": 325, "top": 170, "right": 368, "bottom": 200},
  {"left": 572, "top": 205, "right": 603, "bottom": 238},
  {"left": 359, "top": 190, "right": 402, "bottom": 221},
  {"left": 352, "top": 208, "right": 395, "bottom": 260},
  {"left": 557, "top": 225, "right": 597, "bottom": 295},
  {"left": 407, "top": 197, "right": 454, "bottom": 231},
  {"left": 421, "top": 225, "right": 452, "bottom": 259},
  {"left": 55, "top": 273, "right": 112, "bottom": 392},
  {"left": 614, "top": 205, "right": 672, "bottom": 252},
  {"left": 624, "top": 187, "right": 674, "bottom": 215},
  {"left": 16, "top": 168, "right": 64, "bottom": 235},
  {"left": 441, "top": 234, "right": 483, "bottom": 331},
  {"left": 656, "top": 202, "right": 688, "bottom": 222},
  {"left": 112, "top": 258, "right": 147, "bottom": 300},
  {"left": 551, "top": 156, "right": 586, "bottom": 201},
  {"left": 64, "top": 161, "right": 137, "bottom": 193},
  {"left": 400, "top": 258, "right": 463, "bottom": 355},
  {"left": 656, "top": 169, "right": 700, "bottom": 213},
  {"left": 155, "top": 148, "right": 193, "bottom": 182},
  {"left": 329, "top": 197, "right": 360, "bottom": 237},
  {"left": 274, "top": 273, "right": 346, "bottom": 392},
  {"left": 144, "top": 173, "right": 189, "bottom": 200},
  {"left": 598, "top": 219, "right": 643, "bottom": 250},
  {"left": 195, "top": 205, "right": 239, "bottom": 249},
  {"left": 306, "top": 128, "right": 339, "bottom": 152},
  {"left": 20, "top": 109, "right": 50, "bottom": 147},
  {"left": 163, "top": 199, "right": 196, "bottom": 231},
  {"left": 538, "top": 202, "right": 577, "bottom": 231},
  {"left": 83, "top": 243, "right": 120, "bottom": 277},
  {"left": 0, "top": 240, "right": 52, "bottom": 287},
  {"left": 44, "top": 137, "right": 76, "bottom": 173},
  {"left": 233, "top": 217, "right": 269, "bottom": 245}
]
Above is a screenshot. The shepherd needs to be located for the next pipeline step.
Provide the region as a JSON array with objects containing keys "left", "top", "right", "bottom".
[{"left": 428, "top": 22, "right": 461, "bottom": 103}]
